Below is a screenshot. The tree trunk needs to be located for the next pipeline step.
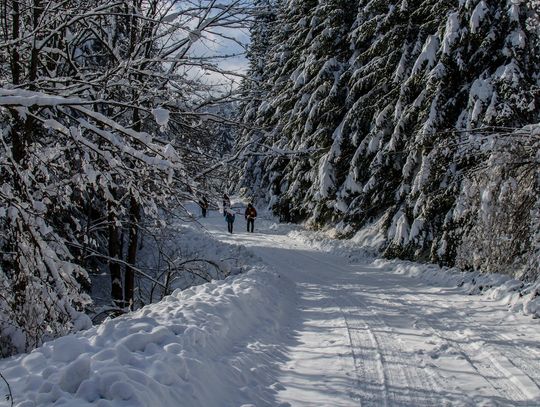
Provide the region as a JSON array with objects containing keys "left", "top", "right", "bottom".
[
  {"left": 10, "top": 0, "right": 20, "bottom": 85},
  {"left": 108, "top": 201, "right": 123, "bottom": 306},
  {"left": 124, "top": 195, "right": 140, "bottom": 309},
  {"left": 9, "top": 0, "right": 26, "bottom": 164},
  {"left": 123, "top": 79, "right": 141, "bottom": 308}
]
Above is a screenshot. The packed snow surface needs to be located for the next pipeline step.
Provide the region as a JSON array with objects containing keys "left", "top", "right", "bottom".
[{"left": 2, "top": 205, "right": 540, "bottom": 406}]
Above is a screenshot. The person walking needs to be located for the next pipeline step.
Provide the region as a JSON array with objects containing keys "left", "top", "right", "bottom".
[
  {"left": 222, "top": 193, "right": 231, "bottom": 215},
  {"left": 244, "top": 202, "right": 257, "bottom": 233},
  {"left": 225, "top": 208, "right": 235, "bottom": 234},
  {"left": 225, "top": 209, "right": 236, "bottom": 233},
  {"left": 199, "top": 196, "right": 209, "bottom": 218}
]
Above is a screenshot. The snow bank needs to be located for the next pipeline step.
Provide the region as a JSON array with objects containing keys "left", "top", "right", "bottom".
[
  {"left": 286, "top": 228, "right": 379, "bottom": 261},
  {"left": 0, "top": 268, "right": 295, "bottom": 407},
  {"left": 288, "top": 224, "right": 540, "bottom": 319},
  {"left": 373, "top": 259, "right": 540, "bottom": 318},
  {"left": 285, "top": 215, "right": 386, "bottom": 261}
]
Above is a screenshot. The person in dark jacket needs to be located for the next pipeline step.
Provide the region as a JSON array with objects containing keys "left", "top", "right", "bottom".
[
  {"left": 199, "top": 196, "right": 209, "bottom": 218},
  {"left": 222, "top": 194, "right": 231, "bottom": 216},
  {"left": 244, "top": 203, "right": 257, "bottom": 233},
  {"left": 225, "top": 208, "right": 235, "bottom": 234}
]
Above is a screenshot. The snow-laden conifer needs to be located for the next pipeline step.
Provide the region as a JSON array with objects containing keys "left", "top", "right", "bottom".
[{"left": 237, "top": 0, "right": 540, "bottom": 279}]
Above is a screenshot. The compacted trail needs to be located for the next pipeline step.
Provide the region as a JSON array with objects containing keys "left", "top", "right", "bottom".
[
  {"left": 205, "top": 209, "right": 540, "bottom": 407},
  {"left": 2, "top": 207, "right": 540, "bottom": 407}
]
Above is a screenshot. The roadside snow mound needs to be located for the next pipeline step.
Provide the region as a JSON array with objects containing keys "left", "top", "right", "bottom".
[
  {"left": 0, "top": 268, "right": 294, "bottom": 407},
  {"left": 286, "top": 229, "right": 378, "bottom": 260},
  {"left": 289, "top": 225, "right": 540, "bottom": 319},
  {"left": 375, "top": 259, "right": 540, "bottom": 318}
]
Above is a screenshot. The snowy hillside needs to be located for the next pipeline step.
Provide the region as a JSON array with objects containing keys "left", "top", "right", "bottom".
[
  {"left": 236, "top": 0, "right": 540, "bottom": 279},
  {"left": 2, "top": 209, "right": 540, "bottom": 406}
]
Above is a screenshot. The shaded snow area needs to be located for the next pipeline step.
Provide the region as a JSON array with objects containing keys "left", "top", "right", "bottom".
[
  {"left": 1, "top": 268, "right": 295, "bottom": 407},
  {"left": 2, "top": 205, "right": 540, "bottom": 406},
  {"left": 90, "top": 216, "right": 260, "bottom": 310}
]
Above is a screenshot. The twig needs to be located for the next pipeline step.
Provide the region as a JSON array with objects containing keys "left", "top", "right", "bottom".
[{"left": 0, "top": 371, "right": 13, "bottom": 407}]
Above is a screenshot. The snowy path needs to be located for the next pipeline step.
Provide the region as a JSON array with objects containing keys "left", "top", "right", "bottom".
[
  {"left": 2, "top": 209, "right": 540, "bottom": 407},
  {"left": 205, "top": 210, "right": 540, "bottom": 407}
]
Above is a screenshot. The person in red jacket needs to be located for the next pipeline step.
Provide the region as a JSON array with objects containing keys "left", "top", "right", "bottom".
[{"left": 244, "top": 203, "right": 257, "bottom": 233}]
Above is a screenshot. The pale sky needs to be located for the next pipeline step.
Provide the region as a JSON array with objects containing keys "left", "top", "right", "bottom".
[{"left": 183, "top": 1, "right": 252, "bottom": 91}]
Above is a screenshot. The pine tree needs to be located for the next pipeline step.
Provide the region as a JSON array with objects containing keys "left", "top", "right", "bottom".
[
  {"left": 236, "top": 0, "right": 279, "bottom": 200},
  {"left": 239, "top": 0, "right": 540, "bottom": 278},
  {"left": 237, "top": 0, "right": 356, "bottom": 222}
]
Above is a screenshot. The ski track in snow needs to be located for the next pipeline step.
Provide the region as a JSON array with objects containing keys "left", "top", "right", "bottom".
[{"left": 206, "top": 209, "right": 540, "bottom": 407}]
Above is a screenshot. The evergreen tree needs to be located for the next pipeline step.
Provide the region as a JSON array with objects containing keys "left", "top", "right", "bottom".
[
  {"left": 236, "top": 0, "right": 279, "bottom": 200},
  {"left": 238, "top": 0, "right": 540, "bottom": 278},
  {"left": 237, "top": 0, "right": 356, "bottom": 222}
]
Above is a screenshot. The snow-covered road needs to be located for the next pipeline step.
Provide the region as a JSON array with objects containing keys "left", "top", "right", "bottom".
[
  {"left": 2, "top": 208, "right": 540, "bottom": 407},
  {"left": 206, "top": 210, "right": 540, "bottom": 407}
]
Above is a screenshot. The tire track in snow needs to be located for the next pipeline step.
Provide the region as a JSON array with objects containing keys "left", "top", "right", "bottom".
[
  {"left": 293, "top": 251, "right": 387, "bottom": 406},
  {"left": 294, "top": 251, "right": 445, "bottom": 407},
  {"left": 493, "top": 332, "right": 540, "bottom": 395},
  {"left": 477, "top": 341, "right": 540, "bottom": 401},
  {"left": 420, "top": 320, "right": 530, "bottom": 402},
  {"left": 403, "top": 294, "right": 540, "bottom": 403},
  {"left": 353, "top": 300, "right": 448, "bottom": 407},
  {"left": 340, "top": 299, "right": 389, "bottom": 407}
]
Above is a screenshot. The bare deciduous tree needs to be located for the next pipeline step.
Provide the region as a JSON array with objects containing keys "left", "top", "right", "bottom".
[{"left": 0, "top": 0, "right": 252, "bottom": 355}]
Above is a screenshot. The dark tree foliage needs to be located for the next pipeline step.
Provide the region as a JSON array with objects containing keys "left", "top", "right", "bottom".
[{"left": 236, "top": 0, "right": 540, "bottom": 279}]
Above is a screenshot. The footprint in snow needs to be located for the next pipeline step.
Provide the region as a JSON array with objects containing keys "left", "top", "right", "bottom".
[{"left": 271, "top": 382, "right": 286, "bottom": 391}]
